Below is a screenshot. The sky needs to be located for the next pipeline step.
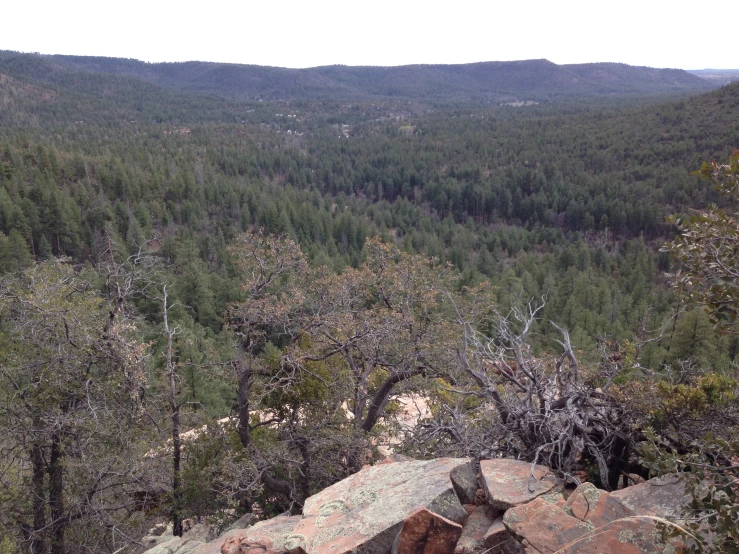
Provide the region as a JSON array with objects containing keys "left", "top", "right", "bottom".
[{"left": 2, "top": 0, "right": 735, "bottom": 70}]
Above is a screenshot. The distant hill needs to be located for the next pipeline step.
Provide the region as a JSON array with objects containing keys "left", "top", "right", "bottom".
[
  {"left": 688, "top": 69, "right": 739, "bottom": 86},
  {"left": 0, "top": 51, "right": 715, "bottom": 103}
]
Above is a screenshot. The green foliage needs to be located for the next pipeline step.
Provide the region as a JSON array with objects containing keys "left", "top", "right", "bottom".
[
  {"left": 664, "top": 152, "right": 739, "bottom": 332},
  {"left": 639, "top": 435, "right": 739, "bottom": 553}
]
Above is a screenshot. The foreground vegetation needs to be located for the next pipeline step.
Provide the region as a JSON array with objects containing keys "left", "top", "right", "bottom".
[{"left": 0, "top": 56, "right": 737, "bottom": 552}]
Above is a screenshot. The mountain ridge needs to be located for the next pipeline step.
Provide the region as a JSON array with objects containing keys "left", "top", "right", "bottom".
[{"left": 0, "top": 51, "right": 714, "bottom": 102}]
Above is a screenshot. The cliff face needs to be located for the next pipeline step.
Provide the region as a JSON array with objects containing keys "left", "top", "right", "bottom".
[{"left": 143, "top": 457, "right": 689, "bottom": 554}]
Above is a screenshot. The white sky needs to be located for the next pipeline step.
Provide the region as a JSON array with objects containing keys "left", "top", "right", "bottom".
[{"left": 2, "top": 0, "right": 735, "bottom": 70}]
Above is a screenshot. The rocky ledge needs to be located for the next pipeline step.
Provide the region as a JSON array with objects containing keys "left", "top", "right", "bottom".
[{"left": 143, "top": 457, "right": 689, "bottom": 554}]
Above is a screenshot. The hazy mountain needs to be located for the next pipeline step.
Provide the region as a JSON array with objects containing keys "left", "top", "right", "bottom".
[{"left": 0, "top": 51, "right": 714, "bottom": 103}]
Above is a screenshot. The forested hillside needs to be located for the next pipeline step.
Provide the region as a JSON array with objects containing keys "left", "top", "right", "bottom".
[
  {"left": 0, "top": 55, "right": 737, "bottom": 553},
  {"left": 0, "top": 51, "right": 714, "bottom": 102}
]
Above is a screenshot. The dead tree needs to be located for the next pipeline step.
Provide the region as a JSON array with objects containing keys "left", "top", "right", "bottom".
[{"left": 416, "top": 295, "right": 635, "bottom": 490}]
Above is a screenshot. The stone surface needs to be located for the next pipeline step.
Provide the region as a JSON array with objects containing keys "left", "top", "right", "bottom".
[
  {"left": 611, "top": 473, "right": 690, "bottom": 520},
  {"left": 449, "top": 463, "right": 479, "bottom": 505},
  {"left": 556, "top": 518, "right": 678, "bottom": 554},
  {"left": 483, "top": 517, "right": 523, "bottom": 554},
  {"left": 453, "top": 505, "right": 495, "bottom": 553},
  {"left": 566, "top": 482, "right": 634, "bottom": 528},
  {"left": 183, "top": 523, "right": 212, "bottom": 543},
  {"left": 503, "top": 497, "right": 592, "bottom": 554},
  {"left": 143, "top": 523, "right": 175, "bottom": 549},
  {"left": 192, "top": 515, "right": 302, "bottom": 554},
  {"left": 378, "top": 453, "right": 415, "bottom": 465},
  {"left": 144, "top": 537, "right": 205, "bottom": 554},
  {"left": 392, "top": 507, "right": 463, "bottom": 554},
  {"left": 480, "top": 459, "right": 558, "bottom": 510},
  {"left": 505, "top": 495, "right": 678, "bottom": 554},
  {"left": 287, "top": 457, "right": 472, "bottom": 554},
  {"left": 221, "top": 513, "right": 255, "bottom": 534}
]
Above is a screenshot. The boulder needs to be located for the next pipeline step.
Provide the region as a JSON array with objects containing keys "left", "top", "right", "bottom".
[
  {"left": 453, "top": 505, "right": 495, "bottom": 553},
  {"left": 449, "top": 463, "right": 479, "bottom": 505},
  {"left": 378, "top": 453, "right": 415, "bottom": 465},
  {"left": 555, "top": 518, "right": 680, "bottom": 554},
  {"left": 611, "top": 473, "right": 690, "bottom": 520},
  {"left": 504, "top": 494, "right": 680, "bottom": 554},
  {"left": 189, "top": 515, "right": 302, "bottom": 554},
  {"left": 483, "top": 517, "right": 523, "bottom": 554},
  {"left": 392, "top": 507, "right": 463, "bottom": 554},
  {"left": 286, "top": 458, "right": 472, "bottom": 554},
  {"left": 566, "top": 482, "right": 634, "bottom": 528},
  {"left": 144, "top": 537, "right": 205, "bottom": 554},
  {"left": 221, "top": 513, "right": 255, "bottom": 534},
  {"left": 142, "top": 523, "right": 175, "bottom": 549},
  {"left": 479, "top": 459, "right": 558, "bottom": 510},
  {"left": 503, "top": 497, "right": 591, "bottom": 554}
]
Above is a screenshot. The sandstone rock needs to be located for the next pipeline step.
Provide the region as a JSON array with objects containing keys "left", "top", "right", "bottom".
[
  {"left": 183, "top": 523, "right": 212, "bottom": 543},
  {"left": 189, "top": 530, "right": 247, "bottom": 554},
  {"left": 453, "top": 505, "right": 495, "bottom": 553},
  {"left": 145, "top": 537, "right": 205, "bottom": 554},
  {"left": 287, "top": 458, "right": 472, "bottom": 554},
  {"left": 450, "top": 463, "right": 478, "bottom": 505},
  {"left": 392, "top": 507, "right": 463, "bottom": 554},
  {"left": 611, "top": 473, "right": 690, "bottom": 520},
  {"left": 483, "top": 517, "right": 523, "bottom": 554},
  {"left": 150, "top": 523, "right": 170, "bottom": 536},
  {"left": 504, "top": 495, "right": 678, "bottom": 554},
  {"left": 480, "top": 459, "right": 558, "bottom": 510},
  {"left": 566, "top": 482, "right": 634, "bottom": 528},
  {"left": 222, "top": 513, "right": 255, "bottom": 534},
  {"left": 503, "top": 497, "right": 591, "bottom": 554},
  {"left": 190, "top": 515, "right": 301, "bottom": 554},
  {"left": 556, "top": 518, "right": 678, "bottom": 554},
  {"left": 143, "top": 523, "right": 175, "bottom": 548},
  {"left": 378, "top": 453, "right": 415, "bottom": 465}
]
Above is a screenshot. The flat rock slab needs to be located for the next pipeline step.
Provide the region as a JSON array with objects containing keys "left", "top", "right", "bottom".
[
  {"left": 201, "top": 515, "right": 302, "bottom": 554},
  {"left": 483, "top": 517, "right": 523, "bottom": 554},
  {"left": 505, "top": 496, "right": 678, "bottom": 554},
  {"left": 287, "top": 457, "right": 472, "bottom": 554},
  {"left": 480, "top": 459, "right": 558, "bottom": 510},
  {"left": 504, "top": 497, "right": 591, "bottom": 554},
  {"left": 611, "top": 473, "right": 690, "bottom": 521},
  {"left": 566, "top": 482, "right": 634, "bottom": 528},
  {"left": 454, "top": 505, "right": 496, "bottom": 553},
  {"left": 392, "top": 507, "right": 463, "bottom": 554},
  {"left": 449, "top": 463, "right": 479, "bottom": 505},
  {"left": 556, "top": 518, "right": 679, "bottom": 554},
  {"left": 145, "top": 537, "right": 205, "bottom": 554}
]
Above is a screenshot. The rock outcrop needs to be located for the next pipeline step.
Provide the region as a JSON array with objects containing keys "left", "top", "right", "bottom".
[{"left": 143, "top": 456, "right": 689, "bottom": 554}]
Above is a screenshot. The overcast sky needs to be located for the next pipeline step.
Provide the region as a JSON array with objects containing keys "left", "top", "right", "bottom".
[{"left": 2, "top": 0, "right": 734, "bottom": 70}]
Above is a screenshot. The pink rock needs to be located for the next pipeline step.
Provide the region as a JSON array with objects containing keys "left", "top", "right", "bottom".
[
  {"left": 503, "top": 497, "right": 591, "bottom": 554},
  {"left": 454, "top": 505, "right": 495, "bottom": 553},
  {"left": 480, "top": 459, "right": 558, "bottom": 510},
  {"left": 504, "top": 496, "right": 680, "bottom": 554},
  {"left": 566, "top": 482, "right": 634, "bottom": 528},
  {"left": 611, "top": 473, "right": 690, "bottom": 520},
  {"left": 483, "top": 516, "right": 523, "bottom": 554},
  {"left": 196, "top": 515, "right": 302, "bottom": 554},
  {"left": 556, "top": 519, "right": 682, "bottom": 554},
  {"left": 288, "top": 458, "right": 472, "bottom": 554},
  {"left": 393, "top": 508, "right": 463, "bottom": 554}
]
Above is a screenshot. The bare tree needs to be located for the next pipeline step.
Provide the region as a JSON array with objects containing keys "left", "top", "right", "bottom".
[{"left": 409, "top": 291, "right": 635, "bottom": 490}]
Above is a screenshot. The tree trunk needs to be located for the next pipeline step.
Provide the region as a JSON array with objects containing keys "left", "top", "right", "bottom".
[
  {"left": 30, "top": 437, "right": 47, "bottom": 554},
  {"left": 235, "top": 339, "right": 252, "bottom": 449},
  {"left": 49, "top": 435, "right": 64, "bottom": 554},
  {"left": 163, "top": 287, "right": 183, "bottom": 537}
]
